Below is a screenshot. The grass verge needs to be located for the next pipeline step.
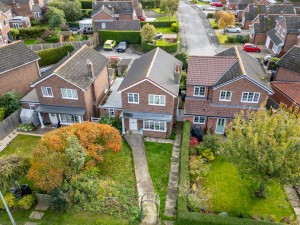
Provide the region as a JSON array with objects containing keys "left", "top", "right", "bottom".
[
  {"left": 24, "top": 39, "right": 38, "bottom": 45},
  {"left": 156, "top": 27, "right": 176, "bottom": 34},
  {"left": 156, "top": 16, "right": 177, "bottom": 22}
]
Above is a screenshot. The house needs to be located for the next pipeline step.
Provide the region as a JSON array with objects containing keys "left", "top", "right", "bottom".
[
  {"left": 9, "top": 15, "right": 30, "bottom": 28},
  {"left": 1, "top": 0, "right": 44, "bottom": 18},
  {"left": 265, "top": 16, "right": 300, "bottom": 56},
  {"left": 269, "top": 45, "right": 300, "bottom": 108},
  {"left": 183, "top": 47, "right": 273, "bottom": 134},
  {"left": 242, "top": 4, "right": 296, "bottom": 29},
  {"left": 0, "top": 41, "right": 40, "bottom": 97},
  {"left": 117, "top": 47, "right": 182, "bottom": 138},
  {"left": 227, "top": 0, "right": 269, "bottom": 18},
  {"left": 0, "top": 2, "right": 12, "bottom": 46},
  {"left": 92, "top": 1, "right": 141, "bottom": 31},
  {"left": 29, "top": 45, "right": 110, "bottom": 127}
]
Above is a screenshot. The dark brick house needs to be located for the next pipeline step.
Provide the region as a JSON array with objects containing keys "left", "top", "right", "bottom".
[
  {"left": 0, "top": 41, "right": 40, "bottom": 97},
  {"left": 184, "top": 47, "right": 273, "bottom": 134},
  {"left": 0, "top": 2, "right": 12, "bottom": 46},
  {"left": 1, "top": 0, "right": 44, "bottom": 18},
  {"left": 117, "top": 47, "right": 182, "bottom": 138},
  {"left": 29, "top": 45, "right": 110, "bottom": 127}
]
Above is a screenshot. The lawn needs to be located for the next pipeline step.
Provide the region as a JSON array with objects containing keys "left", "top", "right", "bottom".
[
  {"left": 150, "top": 8, "right": 164, "bottom": 14},
  {"left": 24, "top": 39, "right": 38, "bottom": 45},
  {"left": 145, "top": 142, "right": 173, "bottom": 217},
  {"left": 156, "top": 27, "right": 176, "bottom": 34},
  {"left": 215, "top": 32, "right": 228, "bottom": 44},
  {"left": 197, "top": 1, "right": 210, "bottom": 5},
  {"left": 203, "top": 157, "right": 296, "bottom": 222},
  {"left": 156, "top": 39, "right": 177, "bottom": 46},
  {"left": 156, "top": 16, "right": 177, "bottom": 21},
  {"left": 209, "top": 19, "right": 218, "bottom": 29}
]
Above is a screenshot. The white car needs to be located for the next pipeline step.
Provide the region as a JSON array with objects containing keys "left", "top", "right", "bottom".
[
  {"left": 225, "top": 26, "right": 241, "bottom": 33},
  {"left": 145, "top": 18, "right": 157, "bottom": 22}
]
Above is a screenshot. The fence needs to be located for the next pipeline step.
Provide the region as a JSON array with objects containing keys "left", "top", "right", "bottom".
[{"left": 0, "top": 108, "right": 21, "bottom": 140}]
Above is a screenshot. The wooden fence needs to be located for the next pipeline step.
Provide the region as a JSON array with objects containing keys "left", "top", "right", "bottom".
[{"left": 0, "top": 108, "right": 21, "bottom": 140}]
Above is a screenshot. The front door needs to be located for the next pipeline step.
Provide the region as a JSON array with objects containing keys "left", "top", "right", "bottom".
[
  {"left": 215, "top": 118, "right": 226, "bottom": 134},
  {"left": 129, "top": 118, "right": 138, "bottom": 130},
  {"left": 49, "top": 113, "right": 58, "bottom": 125}
]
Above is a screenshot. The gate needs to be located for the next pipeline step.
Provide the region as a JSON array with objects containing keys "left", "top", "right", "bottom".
[{"left": 140, "top": 192, "right": 160, "bottom": 223}]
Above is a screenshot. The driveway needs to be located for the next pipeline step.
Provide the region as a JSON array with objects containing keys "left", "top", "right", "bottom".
[{"left": 96, "top": 45, "right": 141, "bottom": 60}]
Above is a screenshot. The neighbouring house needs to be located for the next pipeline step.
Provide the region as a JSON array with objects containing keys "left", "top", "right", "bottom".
[
  {"left": 268, "top": 45, "right": 300, "bottom": 108},
  {"left": 242, "top": 4, "right": 296, "bottom": 29},
  {"left": 0, "top": 2, "right": 12, "bottom": 46},
  {"left": 1, "top": 0, "right": 44, "bottom": 18},
  {"left": 227, "top": 0, "right": 269, "bottom": 18},
  {"left": 0, "top": 41, "right": 40, "bottom": 97},
  {"left": 184, "top": 46, "right": 273, "bottom": 134},
  {"left": 92, "top": 1, "right": 141, "bottom": 31},
  {"left": 9, "top": 15, "right": 30, "bottom": 28},
  {"left": 265, "top": 16, "right": 300, "bottom": 56},
  {"left": 29, "top": 45, "right": 110, "bottom": 127},
  {"left": 117, "top": 47, "right": 182, "bottom": 138}
]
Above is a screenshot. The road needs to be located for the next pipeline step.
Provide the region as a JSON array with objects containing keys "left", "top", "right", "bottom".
[{"left": 177, "top": 0, "right": 217, "bottom": 56}]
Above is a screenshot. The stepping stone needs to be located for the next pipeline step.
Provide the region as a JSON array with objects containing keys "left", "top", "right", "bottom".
[
  {"left": 29, "top": 211, "right": 44, "bottom": 219},
  {"left": 35, "top": 202, "right": 49, "bottom": 211},
  {"left": 24, "top": 222, "right": 38, "bottom": 225}
]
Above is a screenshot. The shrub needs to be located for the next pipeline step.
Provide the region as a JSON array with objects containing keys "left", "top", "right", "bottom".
[
  {"left": 80, "top": 0, "right": 92, "bottom": 9},
  {"left": 189, "top": 155, "right": 210, "bottom": 182},
  {"left": 171, "top": 22, "right": 179, "bottom": 33},
  {"left": 10, "top": 28, "right": 19, "bottom": 40},
  {"left": 141, "top": 21, "right": 177, "bottom": 28},
  {"left": 0, "top": 91, "right": 20, "bottom": 118},
  {"left": 0, "top": 107, "right": 5, "bottom": 122},
  {"left": 51, "top": 188, "right": 68, "bottom": 211},
  {"left": 236, "top": 34, "right": 245, "bottom": 43},
  {"left": 99, "top": 30, "right": 141, "bottom": 44},
  {"left": 41, "top": 30, "right": 60, "bottom": 43},
  {"left": 190, "top": 137, "right": 198, "bottom": 147},
  {"left": 175, "top": 51, "right": 188, "bottom": 71},
  {"left": 18, "top": 123, "right": 36, "bottom": 132},
  {"left": 17, "top": 195, "right": 35, "bottom": 210},
  {"left": 225, "top": 36, "right": 236, "bottom": 43},
  {"left": 213, "top": 24, "right": 219, "bottom": 29},
  {"left": 141, "top": 0, "right": 159, "bottom": 8},
  {"left": 200, "top": 149, "right": 215, "bottom": 161},
  {"left": 37, "top": 44, "right": 75, "bottom": 67},
  {"left": 141, "top": 39, "right": 178, "bottom": 53},
  {"left": 18, "top": 27, "right": 47, "bottom": 39},
  {"left": 202, "top": 132, "right": 221, "bottom": 154},
  {"left": 80, "top": 9, "right": 92, "bottom": 18},
  {"left": 0, "top": 193, "right": 16, "bottom": 209},
  {"left": 99, "top": 115, "right": 122, "bottom": 133},
  {"left": 207, "top": 13, "right": 214, "bottom": 19}
]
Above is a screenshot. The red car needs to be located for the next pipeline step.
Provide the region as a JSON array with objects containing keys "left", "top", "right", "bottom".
[
  {"left": 211, "top": 2, "right": 223, "bottom": 7},
  {"left": 243, "top": 43, "right": 261, "bottom": 53},
  {"left": 139, "top": 17, "right": 146, "bottom": 21}
]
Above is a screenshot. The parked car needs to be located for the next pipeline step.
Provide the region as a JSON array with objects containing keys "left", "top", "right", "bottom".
[
  {"left": 83, "top": 27, "right": 93, "bottom": 34},
  {"left": 145, "top": 18, "right": 157, "bottom": 22},
  {"left": 139, "top": 16, "right": 146, "bottom": 21},
  {"left": 103, "top": 40, "right": 117, "bottom": 50},
  {"left": 211, "top": 2, "right": 223, "bottom": 7},
  {"left": 116, "top": 41, "right": 128, "bottom": 52},
  {"left": 243, "top": 43, "right": 261, "bottom": 53},
  {"left": 154, "top": 32, "right": 163, "bottom": 40},
  {"left": 70, "top": 26, "right": 80, "bottom": 35},
  {"left": 225, "top": 25, "right": 241, "bottom": 33}
]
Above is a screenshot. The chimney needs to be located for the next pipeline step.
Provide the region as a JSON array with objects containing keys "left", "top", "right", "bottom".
[
  {"left": 112, "top": 7, "right": 115, "bottom": 14},
  {"left": 279, "top": 11, "right": 284, "bottom": 17},
  {"left": 86, "top": 59, "right": 94, "bottom": 80},
  {"left": 264, "top": 7, "right": 269, "bottom": 18},
  {"left": 174, "top": 64, "right": 181, "bottom": 84}
]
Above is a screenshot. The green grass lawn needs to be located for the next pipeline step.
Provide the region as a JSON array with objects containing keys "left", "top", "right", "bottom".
[
  {"left": 215, "top": 32, "right": 228, "bottom": 44},
  {"left": 151, "top": 8, "right": 164, "bottom": 14},
  {"left": 155, "top": 39, "right": 176, "bottom": 46},
  {"left": 156, "top": 27, "right": 176, "bottom": 34},
  {"left": 24, "top": 39, "right": 38, "bottom": 45},
  {"left": 145, "top": 142, "right": 173, "bottom": 217},
  {"left": 203, "top": 157, "right": 296, "bottom": 222},
  {"left": 156, "top": 16, "right": 177, "bottom": 21},
  {"left": 197, "top": 1, "right": 210, "bottom": 5}
]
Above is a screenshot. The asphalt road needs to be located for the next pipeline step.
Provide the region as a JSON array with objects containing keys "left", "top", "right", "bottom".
[{"left": 178, "top": 0, "right": 217, "bottom": 56}]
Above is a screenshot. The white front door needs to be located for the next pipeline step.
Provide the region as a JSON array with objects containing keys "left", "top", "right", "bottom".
[
  {"left": 49, "top": 113, "right": 58, "bottom": 125},
  {"left": 129, "top": 118, "right": 138, "bottom": 130},
  {"left": 215, "top": 118, "right": 226, "bottom": 134}
]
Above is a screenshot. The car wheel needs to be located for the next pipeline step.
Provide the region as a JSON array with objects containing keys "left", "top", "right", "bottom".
[{"left": 236, "top": 30, "right": 240, "bottom": 33}]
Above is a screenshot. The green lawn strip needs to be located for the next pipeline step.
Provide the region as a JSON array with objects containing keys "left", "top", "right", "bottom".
[
  {"left": 155, "top": 39, "right": 176, "bottom": 46},
  {"left": 150, "top": 8, "right": 164, "bottom": 14},
  {"left": 203, "top": 157, "right": 295, "bottom": 222},
  {"left": 197, "top": 1, "right": 210, "bottom": 5},
  {"left": 156, "top": 27, "right": 176, "bottom": 34},
  {"left": 156, "top": 16, "right": 177, "bottom": 22},
  {"left": 145, "top": 142, "right": 173, "bottom": 217},
  {"left": 215, "top": 32, "right": 228, "bottom": 44},
  {"left": 24, "top": 39, "right": 38, "bottom": 45}
]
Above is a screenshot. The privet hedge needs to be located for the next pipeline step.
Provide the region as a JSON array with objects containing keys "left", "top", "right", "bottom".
[
  {"left": 99, "top": 30, "right": 141, "bottom": 44},
  {"left": 18, "top": 27, "right": 47, "bottom": 39},
  {"left": 37, "top": 44, "right": 75, "bottom": 67},
  {"left": 141, "top": 21, "right": 177, "bottom": 28},
  {"left": 141, "top": 40, "right": 178, "bottom": 53},
  {"left": 80, "top": 0, "right": 92, "bottom": 9}
]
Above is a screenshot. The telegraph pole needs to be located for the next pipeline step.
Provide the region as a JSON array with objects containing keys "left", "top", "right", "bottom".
[{"left": 0, "top": 191, "right": 16, "bottom": 225}]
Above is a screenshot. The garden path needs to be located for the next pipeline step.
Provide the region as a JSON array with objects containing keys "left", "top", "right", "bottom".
[{"left": 284, "top": 185, "right": 300, "bottom": 223}]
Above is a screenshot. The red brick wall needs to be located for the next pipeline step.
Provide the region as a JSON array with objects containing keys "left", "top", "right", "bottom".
[
  {"left": 100, "top": 108, "right": 122, "bottom": 118},
  {"left": 92, "top": 11, "right": 114, "bottom": 21},
  {"left": 282, "top": 33, "right": 298, "bottom": 54},
  {"left": 275, "top": 67, "right": 300, "bottom": 82},
  {"left": 120, "top": 14, "right": 132, "bottom": 20},
  {"left": 253, "top": 33, "right": 267, "bottom": 45},
  {"left": 270, "top": 84, "right": 294, "bottom": 107},
  {"left": 9, "top": 3, "right": 32, "bottom": 17},
  {"left": 244, "top": 20, "right": 252, "bottom": 29},
  {"left": 0, "top": 61, "right": 40, "bottom": 97}
]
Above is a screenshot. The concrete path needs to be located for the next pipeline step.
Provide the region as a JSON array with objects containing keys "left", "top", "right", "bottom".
[
  {"left": 284, "top": 185, "right": 300, "bottom": 224},
  {"left": 164, "top": 123, "right": 182, "bottom": 217}
]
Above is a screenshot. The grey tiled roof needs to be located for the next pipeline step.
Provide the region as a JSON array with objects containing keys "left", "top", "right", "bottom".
[
  {"left": 277, "top": 45, "right": 300, "bottom": 74},
  {"left": 284, "top": 16, "right": 300, "bottom": 32},
  {"left": 92, "top": 1, "right": 133, "bottom": 17},
  {"left": 0, "top": 2, "right": 11, "bottom": 12},
  {"left": 118, "top": 47, "right": 182, "bottom": 96},
  {"left": 1, "top": 0, "right": 29, "bottom": 4},
  {"left": 19, "top": 88, "right": 38, "bottom": 103},
  {"left": 245, "top": 4, "right": 296, "bottom": 20},
  {"left": 266, "top": 28, "right": 283, "bottom": 45},
  {"left": 253, "top": 14, "right": 279, "bottom": 33},
  {"left": 32, "top": 4, "right": 41, "bottom": 12},
  {"left": 94, "top": 20, "right": 141, "bottom": 31},
  {"left": 0, "top": 41, "right": 39, "bottom": 74}
]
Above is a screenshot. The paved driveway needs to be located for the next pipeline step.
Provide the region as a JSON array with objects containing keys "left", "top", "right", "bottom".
[{"left": 96, "top": 45, "right": 141, "bottom": 60}]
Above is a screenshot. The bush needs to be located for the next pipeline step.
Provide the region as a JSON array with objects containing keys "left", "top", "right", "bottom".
[
  {"left": 175, "top": 51, "right": 188, "bottom": 71},
  {"left": 213, "top": 24, "right": 219, "bottom": 29},
  {"left": 225, "top": 36, "right": 236, "bottom": 43},
  {"left": 171, "top": 23, "right": 179, "bottom": 33},
  {"left": 18, "top": 27, "right": 47, "bottom": 39},
  {"left": 236, "top": 34, "right": 245, "bottom": 43},
  {"left": 0, "top": 193, "right": 16, "bottom": 209},
  {"left": 207, "top": 13, "right": 214, "bottom": 19},
  {"left": 17, "top": 195, "right": 35, "bottom": 210},
  {"left": 0, "top": 107, "right": 5, "bottom": 122},
  {"left": 18, "top": 123, "right": 36, "bottom": 132},
  {"left": 141, "top": 21, "right": 177, "bottom": 28},
  {"left": 99, "top": 30, "right": 141, "bottom": 44},
  {"left": 41, "top": 30, "right": 60, "bottom": 43},
  {"left": 51, "top": 188, "right": 68, "bottom": 211},
  {"left": 37, "top": 44, "right": 75, "bottom": 67},
  {"left": 141, "top": 0, "right": 159, "bottom": 8},
  {"left": 202, "top": 132, "right": 221, "bottom": 154},
  {"left": 141, "top": 39, "right": 178, "bottom": 53},
  {"left": 80, "top": 0, "right": 92, "bottom": 9},
  {"left": 0, "top": 91, "right": 20, "bottom": 118},
  {"left": 190, "top": 137, "right": 198, "bottom": 147},
  {"left": 80, "top": 9, "right": 92, "bottom": 18},
  {"left": 99, "top": 115, "right": 122, "bottom": 133},
  {"left": 10, "top": 28, "right": 19, "bottom": 40}
]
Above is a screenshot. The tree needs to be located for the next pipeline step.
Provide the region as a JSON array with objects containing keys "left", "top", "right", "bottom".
[
  {"left": 214, "top": 10, "right": 223, "bottom": 23},
  {"left": 175, "top": 51, "right": 188, "bottom": 71},
  {"left": 141, "top": 23, "right": 156, "bottom": 43},
  {"left": 160, "top": 0, "right": 179, "bottom": 21},
  {"left": 218, "top": 12, "right": 235, "bottom": 33},
  {"left": 221, "top": 105, "right": 300, "bottom": 198},
  {"left": 46, "top": 6, "right": 66, "bottom": 28},
  {"left": 10, "top": 28, "right": 19, "bottom": 40},
  {"left": 49, "top": 0, "right": 82, "bottom": 22},
  {"left": 65, "top": 136, "right": 86, "bottom": 175},
  {"left": 0, "top": 91, "right": 20, "bottom": 118}
]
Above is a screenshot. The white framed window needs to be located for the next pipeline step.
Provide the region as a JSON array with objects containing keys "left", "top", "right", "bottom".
[
  {"left": 16, "top": 3, "right": 20, "bottom": 8},
  {"left": 144, "top": 120, "right": 166, "bottom": 132},
  {"left": 219, "top": 91, "right": 232, "bottom": 101},
  {"left": 193, "top": 116, "right": 206, "bottom": 124},
  {"left": 102, "top": 22, "right": 106, "bottom": 29},
  {"left": 194, "top": 86, "right": 206, "bottom": 97},
  {"left": 34, "top": 12, "right": 41, "bottom": 18},
  {"left": 29, "top": 103, "right": 35, "bottom": 110},
  {"left": 41, "top": 86, "right": 53, "bottom": 97},
  {"left": 60, "top": 114, "right": 82, "bottom": 124},
  {"left": 109, "top": 108, "right": 115, "bottom": 117},
  {"left": 61, "top": 88, "right": 78, "bottom": 99},
  {"left": 149, "top": 94, "right": 165, "bottom": 106},
  {"left": 128, "top": 93, "right": 139, "bottom": 104},
  {"left": 241, "top": 92, "right": 260, "bottom": 103}
]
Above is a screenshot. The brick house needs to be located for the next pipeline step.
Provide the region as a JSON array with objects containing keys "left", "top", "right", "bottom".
[
  {"left": 9, "top": 15, "right": 30, "bottom": 28},
  {"left": 0, "top": 2, "right": 12, "bottom": 46},
  {"left": 1, "top": 0, "right": 44, "bottom": 18},
  {"left": 184, "top": 47, "right": 273, "bottom": 134},
  {"left": 0, "top": 41, "right": 40, "bottom": 97},
  {"left": 268, "top": 45, "right": 300, "bottom": 108},
  {"left": 92, "top": 1, "right": 141, "bottom": 31},
  {"left": 29, "top": 45, "right": 110, "bottom": 127},
  {"left": 265, "top": 16, "right": 300, "bottom": 56},
  {"left": 117, "top": 47, "right": 182, "bottom": 138},
  {"left": 226, "top": 0, "right": 269, "bottom": 19}
]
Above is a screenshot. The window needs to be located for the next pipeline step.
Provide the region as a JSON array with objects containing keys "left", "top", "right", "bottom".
[
  {"left": 144, "top": 120, "right": 166, "bottom": 132},
  {"left": 60, "top": 114, "right": 81, "bottom": 124},
  {"left": 193, "top": 116, "right": 206, "bottom": 124},
  {"left": 16, "top": 3, "right": 20, "bottom": 8},
  {"left": 219, "top": 91, "right": 232, "bottom": 101},
  {"left": 29, "top": 103, "right": 35, "bottom": 110},
  {"left": 61, "top": 88, "right": 78, "bottom": 99},
  {"left": 109, "top": 108, "right": 114, "bottom": 117},
  {"left": 241, "top": 92, "right": 260, "bottom": 103},
  {"left": 194, "top": 86, "right": 206, "bottom": 97},
  {"left": 149, "top": 94, "right": 165, "bottom": 106},
  {"left": 41, "top": 86, "right": 53, "bottom": 97},
  {"left": 128, "top": 93, "right": 139, "bottom": 104},
  {"left": 101, "top": 23, "right": 106, "bottom": 29},
  {"left": 34, "top": 12, "right": 41, "bottom": 18},
  {"left": 13, "top": 23, "right": 21, "bottom": 29}
]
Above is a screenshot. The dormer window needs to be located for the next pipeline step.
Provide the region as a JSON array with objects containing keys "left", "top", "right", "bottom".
[{"left": 194, "top": 86, "right": 206, "bottom": 97}]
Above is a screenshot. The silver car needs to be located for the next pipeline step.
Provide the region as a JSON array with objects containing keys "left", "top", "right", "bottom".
[{"left": 225, "top": 26, "right": 241, "bottom": 33}]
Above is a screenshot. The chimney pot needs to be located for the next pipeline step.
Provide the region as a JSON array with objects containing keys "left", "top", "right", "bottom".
[
  {"left": 174, "top": 64, "right": 181, "bottom": 84},
  {"left": 86, "top": 59, "right": 94, "bottom": 80}
]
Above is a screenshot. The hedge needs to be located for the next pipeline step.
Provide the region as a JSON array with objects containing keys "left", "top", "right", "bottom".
[
  {"left": 37, "top": 44, "right": 75, "bottom": 67},
  {"left": 80, "top": 0, "right": 92, "bottom": 9},
  {"left": 18, "top": 27, "right": 47, "bottom": 39},
  {"left": 68, "top": 22, "right": 79, "bottom": 27},
  {"left": 99, "top": 30, "right": 141, "bottom": 44},
  {"left": 141, "top": 21, "right": 177, "bottom": 28},
  {"left": 141, "top": 40, "right": 178, "bottom": 53},
  {"left": 80, "top": 9, "right": 92, "bottom": 18}
]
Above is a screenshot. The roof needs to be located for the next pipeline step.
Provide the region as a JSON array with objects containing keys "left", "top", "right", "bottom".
[
  {"left": 0, "top": 2, "right": 11, "bottom": 13},
  {"left": 120, "top": 110, "right": 173, "bottom": 121},
  {"left": 92, "top": 1, "right": 133, "bottom": 17},
  {"left": 1, "top": 0, "right": 30, "bottom": 4},
  {"left": 253, "top": 14, "right": 279, "bottom": 33},
  {"left": 36, "top": 105, "right": 85, "bottom": 115},
  {"left": 117, "top": 58, "right": 132, "bottom": 67},
  {"left": 32, "top": 45, "right": 109, "bottom": 90},
  {"left": 271, "top": 81, "right": 300, "bottom": 105},
  {"left": 99, "top": 78, "right": 123, "bottom": 109},
  {"left": 277, "top": 45, "right": 300, "bottom": 74},
  {"left": 32, "top": 4, "right": 41, "bottom": 12},
  {"left": 282, "top": 16, "right": 300, "bottom": 32},
  {"left": 266, "top": 28, "right": 284, "bottom": 45},
  {"left": 94, "top": 20, "right": 141, "bottom": 31},
  {"left": 118, "top": 47, "right": 182, "bottom": 96},
  {"left": 19, "top": 89, "right": 39, "bottom": 103},
  {"left": 0, "top": 41, "right": 39, "bottom": 75}
]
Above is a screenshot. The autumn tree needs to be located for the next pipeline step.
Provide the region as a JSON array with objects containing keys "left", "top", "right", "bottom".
[
  {"left": 218, "top": 12, "right": 235, "bottom": 33},
  {"left": 221, "top": 105, "right": 300, "bottom": 198},
  {"left": 28, "top": 122, "right": 122, "bottom": 192},
  {"left": 141, "top": 23, "right": 156, "bottom": 42},
  {"left": 160, "top": 0, "right": 179, "bottom": 21},
  {"left": 214, "top": 10, "right": 223, "bottom": 23}
]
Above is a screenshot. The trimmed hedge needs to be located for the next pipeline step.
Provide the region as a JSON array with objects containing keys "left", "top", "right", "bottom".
[
  {"left": 141, "top": 40, "right": 178, "bottom": 53},
  {"left": 141, "top": 21, "right": 177, "bottom": 28},
  {"left": 171, "top": 23, "right": 179, "bottom": 33},
  {"left": 99, "top": 30, "right": 141, "bottom": 44},
  {"left": 18, "top": 27, "right": 47, "bottom": 39},
  {"left": 37, "top": 44, "right": 75, "bottom": 67},
  {"left": 80, "top": 0, "right": 92, "bottom": 9}
]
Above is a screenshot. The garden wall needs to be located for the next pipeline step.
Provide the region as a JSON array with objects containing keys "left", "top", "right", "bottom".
[{"left": 0, "top": 108, "right": 21, "bottom": 140}]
